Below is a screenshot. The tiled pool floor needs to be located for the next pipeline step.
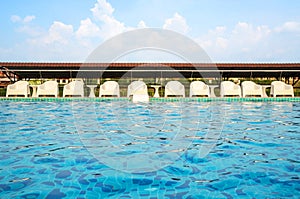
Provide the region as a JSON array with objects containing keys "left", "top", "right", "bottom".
[{"left": 0, "top": 100, "right": 299, "bottom": 198}]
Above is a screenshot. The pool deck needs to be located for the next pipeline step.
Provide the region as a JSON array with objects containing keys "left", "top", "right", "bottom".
[{"left": 1, "top": 97, "right": 300, "bottom": 102}]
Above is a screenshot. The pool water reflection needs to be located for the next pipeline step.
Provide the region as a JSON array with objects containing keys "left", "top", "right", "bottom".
[{"left": 0, "top": 101, "right": 299, "bottom": 198}]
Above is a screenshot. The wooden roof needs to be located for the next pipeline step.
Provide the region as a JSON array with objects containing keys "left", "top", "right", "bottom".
[
  {"left": 1, "top": 62, "right": 300, "bottom": 79},
  {"left": 1, "top": 62, "right": 300, "bottom": 68}
]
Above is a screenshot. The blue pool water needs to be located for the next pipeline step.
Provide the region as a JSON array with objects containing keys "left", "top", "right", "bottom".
[{"left": 0, "top": 101, "right": 299, "bottom": 198}]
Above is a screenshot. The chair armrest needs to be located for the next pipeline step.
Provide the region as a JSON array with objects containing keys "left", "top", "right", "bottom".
[
  {"left": 284, "top": 85, "right": 293, "bottom": 90},
  {"left": 253, "top": 85, "right": 261, "bottom": 90}
]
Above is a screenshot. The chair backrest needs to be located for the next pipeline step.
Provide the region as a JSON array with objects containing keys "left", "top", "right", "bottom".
[
  {"left": 271, "top": 81, "right": 294, "bottom": 97},
  {"left": 271, "top": 81, "right": 287, "bottom": 89},
  {"left": 14, "top": 80, "right": 29, "bottom": 86},
  {"left": 41, "top": 81, "right": 58, "bottom": 89},
  {"left": 221, "top": 81, "right": 236, "bottom": 89},
  {"left": 190, "top": 81, "right": 209, "bottom": 97},
  {"left": 6, "top": 80, "right": 30, "bottom": 97},
  {"left": 190, "top": 81, "right": 208, "bottom": 90},
  {"left": 127, "top": 81, "right": 148, "bottom": 97},
  {"left": 101, "top": 81, "right": 119, "bottom": 91},
  {"left": 67, "top": 80, "right": 84, "bottom": 89},
  {"left": 165, "top": 81, "right": 185, "bottom": 97},
  {"left": 220, "top": 81, "right": 241, "bottom": 97},
  {"left": 37, "top": 80, "right": 59, "bottom": 97},
  {"left": 242, "top": 81, "right": 261, "bottom": 89},
  {"left": 242, "top": 81, "right": 254, "bottom": 87},
  {"left": 241, "top": 81, "right": 263, "bottom": 97},
  {"left": 63, "top": 80, "right": 84, "bottom": 97},
  {"left": 14, "top": 80, "right": 29, "bottom": 87},
  {"left": 100, "top": 81, "right": 120, "bottom": 97}
]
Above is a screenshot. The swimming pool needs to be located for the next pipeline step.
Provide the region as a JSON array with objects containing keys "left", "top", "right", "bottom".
[{"left": 0, "top": 100, "right": 299, "bottom": 198}]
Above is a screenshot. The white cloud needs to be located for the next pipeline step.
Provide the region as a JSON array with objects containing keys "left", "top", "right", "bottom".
[
  {"left": 11, "top": 15, "right": 35, "bottom": 23},
  {"left": 98, "top": 15, "right": 127, "bottom": 39},
  {"left": 232, "top": 22, "right": 271, "bottom": 44},
  {"left": 163, "top": 13, "right": 189, "bottom": 34},
  {"left": 196, "top": 22, "right": 273, "bottom": 61},
  {"left": 197, "top": 26, "right": 227, "bottom": 49},
  {"left": 46, "top": 21, "right": 73, "bottom": 44},
  {"left": 7, "top": 0, "right": 300, "bottom": 62},
  {"left": 11, "top": 15, "right": 40, "bottom": 37},
  {"left": 24, "top": 21, "right": 88, "bottom": 61},
  {"left": 23, "top": 15, "right": 36, "bottom": 23},
  {"left": 76, "top": 18, "right": 100, "bottom": 38},
  {"left": 90, "top": 0, "right": 127, "bottom": 39},
  {"left": 210, "top": 26, "right": 226, "bottom": 35},
  {"left": 29, "top": 21, "right": 73, "bottom": 45},
  {"left": 75, "top": 18, "right": 102, "bottom": 48},
  {"left": 216, "top": 37, "right": 228, "bottom": 49},
  {"left": 275, "top": 21, "right": 300, "bottom": 32},
  {"left": 8, "top": 0, "right": 131, "bottom": 61},
  {"left": 17, "top": 25, "right": 42, "bottom": 37},
  {"left": 137, "top": 20, "right": 147, "bottom": 28},
  {"left": 11, "top": 15, "right": 21, "bottom": 23},
  {"left": 91, "top": 0, "right": 114, "bottom": 20}
]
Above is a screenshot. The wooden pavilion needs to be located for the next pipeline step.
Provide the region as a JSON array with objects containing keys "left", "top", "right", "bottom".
[{"left": 1, "top": 62, "right": 300, "bottom": 86}]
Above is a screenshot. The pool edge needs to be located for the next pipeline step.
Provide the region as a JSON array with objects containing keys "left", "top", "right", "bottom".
[{"left": 1, "top": 97, "right": 300, "bottom": 102}]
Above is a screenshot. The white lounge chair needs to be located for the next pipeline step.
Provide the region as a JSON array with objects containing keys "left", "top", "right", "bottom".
[
  {"left": 241, "top": 81, "right": 263, "bottom": 97},
  {"left": 270, "top": 81, "right": 294, "bottom": 97},
  {"left": 220, "top": 81, "right": 241, "bottom": 97},
  {"left": 189, "top": 81, "right": 210, "bottom": 97},
  {"left": 37, "top": 81, "right": 59, "bottom": 97},
  {"left": 127, "top": 81, "right": 148, "bottom": 97},
  {"left": 6, "top": 80, "right": 30, "bottom": 97},
  {"left": 99, "top": 81, "right": 120, "bottom": 97},
  {"left": 165, "top": 81, "right": 185, "bottom": 97},
  {"left": 63, "top": 81, "right": 84, "bottom": 97}
]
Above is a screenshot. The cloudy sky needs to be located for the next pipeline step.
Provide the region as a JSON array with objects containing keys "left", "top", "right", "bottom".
[{"left": 1, "top": 0, "right": 300, "bottom": 62}]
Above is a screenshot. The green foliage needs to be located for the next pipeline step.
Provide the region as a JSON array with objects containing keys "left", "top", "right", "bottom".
[{"left": 0, "top": 88, "right": 6, "bottom": 96}]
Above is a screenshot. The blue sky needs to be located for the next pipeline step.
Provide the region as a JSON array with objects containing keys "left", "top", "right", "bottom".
[{"left": 1, "top": 0, "right": 300, "bottom": 62}]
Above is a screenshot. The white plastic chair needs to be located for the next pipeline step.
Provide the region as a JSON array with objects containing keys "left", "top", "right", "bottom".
[
  {"left": 127, "top": 81, "right": 148, "bottom": 97},
  {"left": 37, "top": 81, "right": 59, "bottom": 97},
  {"left": 6, "top": 81, "right": 30, "bottom": 97},
  {"left": 220, "top": 81, "right": 241, "bottom": 97},
  {"left": 189, "top": 81, "right": 210, "bottom": 97},
  {"left": 63, "top": 81, "right": 84, "bottom": 97},
  {"left": 165, "top": 81, "right": 185, "bottom": 97},
  {"left": 241, "top": 81, "right": 263, "bottom": 97},
  {"left": 270, "top": 81, "right": 294, "bottom": 97},
  {"left": 99, "top": 81, "right": 120, "bottom": 97}
]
